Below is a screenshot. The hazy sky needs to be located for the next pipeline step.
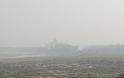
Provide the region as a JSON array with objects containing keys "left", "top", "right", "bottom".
[{"left": 1, "top": 0, "right": 124, "bottom": 47}]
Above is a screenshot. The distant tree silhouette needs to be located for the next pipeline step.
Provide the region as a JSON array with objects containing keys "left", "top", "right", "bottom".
[
  {"left": 86, "top": 73, "right": 92, "bottom": 78},
  {"left": 118, "top": 72, "right": 124, "bottom": 78}
]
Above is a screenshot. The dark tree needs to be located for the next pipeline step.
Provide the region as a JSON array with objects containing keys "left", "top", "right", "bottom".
[
  {"left": 86, "top": 73, "right": 93, "bottom": 78},
  {"left": 118, "top": 72, "right": 124, "bottom": 78}
]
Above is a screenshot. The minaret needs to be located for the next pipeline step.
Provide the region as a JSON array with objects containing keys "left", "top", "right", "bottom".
[
  {"left": 51, "top": 38, "right": 58, "bottom": 48},
  {"left": 47, "top": 38, "right": 58, "bottom": 49}
]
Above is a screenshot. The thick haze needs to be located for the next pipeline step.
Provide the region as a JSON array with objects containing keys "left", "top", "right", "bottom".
[{"left": 0, "top": 0, "right": 124, "bottom": 47}]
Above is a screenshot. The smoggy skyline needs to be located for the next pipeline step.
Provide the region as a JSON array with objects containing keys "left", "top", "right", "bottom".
[{"left": 0, "top": 0, "right": 124, "bottom": 47}]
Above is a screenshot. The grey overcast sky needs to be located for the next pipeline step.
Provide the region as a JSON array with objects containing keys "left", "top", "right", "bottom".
[{"left": 0, "top": 0, "right": 124, "bottom": 47}]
